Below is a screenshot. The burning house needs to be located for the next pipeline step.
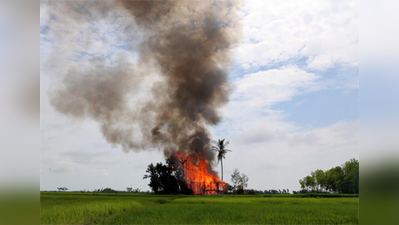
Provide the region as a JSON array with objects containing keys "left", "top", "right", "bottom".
[{"left": 172, "top": 152, "right": 227, "bottom": 195}]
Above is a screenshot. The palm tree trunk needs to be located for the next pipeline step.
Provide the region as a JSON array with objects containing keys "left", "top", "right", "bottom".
[{"left": 221, "top": 158, "right": 223, "bottom": 181}]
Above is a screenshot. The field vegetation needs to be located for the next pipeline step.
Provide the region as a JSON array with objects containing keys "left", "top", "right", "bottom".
[{"left": 41, "top": 192, "right": 358, "bottom": 224}]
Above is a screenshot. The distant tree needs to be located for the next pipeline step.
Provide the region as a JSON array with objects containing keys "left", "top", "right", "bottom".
[
  {"left": 212, "top": 139, "right": 232, "bottom": 181},
  {"left": 326, "top": 166, "right": 344, "bottom": 193},
  {"left": 126, "top": 187, "right": 132, "bottom": 192},
  {"left": 231, "top": 169, "right": 241, "bottom": 192},
  {"left": 143, "top": 163, "right": 162, "bottom": 194},
  {"left": 239, "top": 173, "right": 249, "bottom": 189},
  {"left": 305, "top": 175, "right": 316, "bottom": 191},
  {"left": 236, "top": 189, "right": 244, "bottom": 194},
  {"left": 314, "top": 169, "right": 326, "bottom": 192},
  {"left": 230, "top": 169, "right": 249, "bottom": 193},
  {"left": 271, "top": 189, "right": 278, "bottom": 194},
  {"left": 299, "top": 178, "right": 306, "bottom": 190},
  {"left": 143, "top": 160, "right": 179, "bottom": 194},
  {"left": 247, "top": 189, "right": 255, "bottom": 195},
  {"left": 341, "top": 158, "right": 359, "bottom": 193},
  {"left": 100, "top": 188, "right": 117, "bottom": 193}
]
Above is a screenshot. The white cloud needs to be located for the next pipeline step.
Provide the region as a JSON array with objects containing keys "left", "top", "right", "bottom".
[
  {"left": 213, "top": 65, "right": 321, "bottom": 145},
  {"left": 288, "top": 120, "right": 358, "bottom": 148},
  {"left": 213, "top": 65, "right": 324, "bottom": 153},
  {"left": 91, "top": 168, "right": 110, "bottom": 177},
  {"left": 227, "top": 65, "right": 321, "bottom": 114},
  {"left": 235, "top": 0, "right": 358, "bottom": 71}
]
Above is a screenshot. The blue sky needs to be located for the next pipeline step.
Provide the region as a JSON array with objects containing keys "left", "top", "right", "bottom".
[
  {"left": 273, "top": 88, "right": 357, "bottom": 128},
  {"left": 40, "top": 0, "right": 359, "bottom": 192}
]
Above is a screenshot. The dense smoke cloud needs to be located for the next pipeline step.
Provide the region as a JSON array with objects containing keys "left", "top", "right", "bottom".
[{"left": 47, "top": 0, "right": 242, "bottom": 165}]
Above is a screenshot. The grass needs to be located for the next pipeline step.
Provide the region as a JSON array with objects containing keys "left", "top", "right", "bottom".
[
  {"left": 260, "top": 193, "right": 359, "bottom": 198},
  {"left": 41, "top": 192, "right": 358, "bottom": 224},
  {"left": 1, "top": 191, "right": 39, "bottom": 225}
]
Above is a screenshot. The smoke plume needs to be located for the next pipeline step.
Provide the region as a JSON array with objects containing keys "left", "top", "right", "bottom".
[{"left": 47, "top": 0, "right": 242, "bottom": 166}]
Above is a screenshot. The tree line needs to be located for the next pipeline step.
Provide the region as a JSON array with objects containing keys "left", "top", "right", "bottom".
[
  {"left": 299, "top": 158, "right": 359, "bottom": 194},
  {"left": 57, "top": 187, "right": 68, "bottom": 192}
]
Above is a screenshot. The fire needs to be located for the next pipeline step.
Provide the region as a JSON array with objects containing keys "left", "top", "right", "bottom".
[{"left": 172, "top": 151, "right": 226, "bottom": 195}]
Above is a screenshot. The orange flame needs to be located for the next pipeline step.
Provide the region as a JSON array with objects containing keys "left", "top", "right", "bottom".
[{"left": 172, "top": 151, "right": 226, "bottom": 195}]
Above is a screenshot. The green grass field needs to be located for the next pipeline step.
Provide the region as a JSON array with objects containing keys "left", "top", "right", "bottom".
[{"left": 41, "top": 192, "right": 358, "bottom": 224}]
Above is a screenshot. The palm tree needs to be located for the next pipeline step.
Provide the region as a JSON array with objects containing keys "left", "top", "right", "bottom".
[{"left": 212, "top": 139, "right": 232, "bottom": 181}]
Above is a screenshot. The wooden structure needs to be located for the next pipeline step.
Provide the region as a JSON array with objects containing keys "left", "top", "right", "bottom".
[{"left": 190, "top": 181, "right": 226, "bottom": 195}]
